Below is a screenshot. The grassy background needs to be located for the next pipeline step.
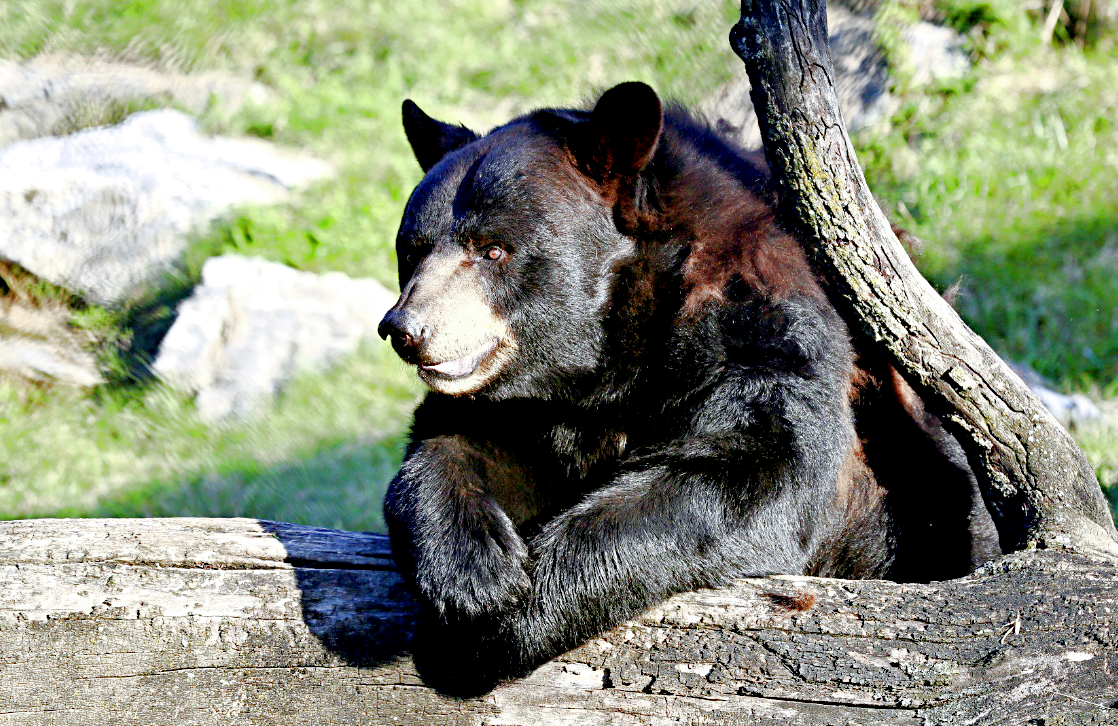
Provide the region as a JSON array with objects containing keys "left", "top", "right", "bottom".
[
  {"left": 0, "top": 0, "right": 742, "bottom": 528},
  {"left": 858, "top": 2, "right": 1118, "bottom": 507},
  {"left": 0, "top": 0, "right": 1115, "bottom": 526}
]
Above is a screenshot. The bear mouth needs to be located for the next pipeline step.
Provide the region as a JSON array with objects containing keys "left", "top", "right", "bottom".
[{"left": 419, "top": 338, "right": 500, "bottom": 380}]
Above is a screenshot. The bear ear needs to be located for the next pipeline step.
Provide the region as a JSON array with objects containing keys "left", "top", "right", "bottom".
[
  {"left": 573, "top": 82, "right": 663, "bottom": 183},
  {"left": 402, "top": 100, "right": 479, "bottom": 172}
]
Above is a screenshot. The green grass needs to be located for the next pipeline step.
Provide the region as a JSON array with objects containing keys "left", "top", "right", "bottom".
[
  {"left": 0, "top": 0, "right": 743, "bottom": 526},
  {"left": 0, "top": 0, "right": 742, "bottom": 288},
  {"left": 0, "top": 0, "right": 1115, "bottom": 525},
  {"left": 857, "top": 8, "right": 1118, "bottom": 502},
  {"left": 861, "top": 49, "right": 1118, "bottom": 388},
  {"left": 0, "top": 342, "right": 418, "bottom": 529}
]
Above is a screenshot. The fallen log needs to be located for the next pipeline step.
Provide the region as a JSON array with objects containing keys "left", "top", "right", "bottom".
[{"left": 1, "top": 517, "right": 1115, "bottom": 725}]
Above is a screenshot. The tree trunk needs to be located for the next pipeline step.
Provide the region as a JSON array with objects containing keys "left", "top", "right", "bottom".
[
  {"left": 730, "top": 0, "right": 1118, "bottom": 557},
  {"left": 1, "top": 518, "right": 1115, "bottom": 725}
]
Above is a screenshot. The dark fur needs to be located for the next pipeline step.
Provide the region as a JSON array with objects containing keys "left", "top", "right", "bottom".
[{"left": 381, "top": 83, "right": 999, "bottom": 693}]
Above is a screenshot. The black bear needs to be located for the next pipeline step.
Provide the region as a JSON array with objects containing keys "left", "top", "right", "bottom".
[{"left": 379, "top": 81, "right": 1000, "bottom": 691}]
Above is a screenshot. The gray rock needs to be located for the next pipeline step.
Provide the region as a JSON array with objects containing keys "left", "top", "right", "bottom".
[
  {"left": 1006, "top": 361, "right": 1103, "bottom": 430},
  {"left": 153, "top": 255, "right": 398, "bottom": 421},
  {"left": 705, "top": 5, "right": 968, "bottom": 149},
  {"left": 0, "top": 109, "right": 332, "bottom": 307},
  {"left": 0, "top": 57, "right": 272, "bottom": 147},
  {"left": 902, "top": 22, "right": 969, "bottom": 87},
  {"left": 1033, "top": 387, "right": 1103, "bottom": 429}
]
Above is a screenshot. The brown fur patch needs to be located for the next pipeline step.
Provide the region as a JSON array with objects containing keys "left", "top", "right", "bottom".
[
  {"left": 669, "top": 164, "right": 825, "bottom": 317},
  {"left": 888, "top": 366, "right": 929, "bottom": 424},
  {"left": 846, "top": 360, "right": 877, "bottom": 409},
  {"left": 891, "top": 225, "right": 924, "bottom": 262},
  {"left": 834, "top": 437, "right": 885, "bottom": 524},
  {"left": 761, "top": 590, "right": 816, "bottom": 613},
  {"left": 837, "top": 361, "right": 891, "bottom": 526}
]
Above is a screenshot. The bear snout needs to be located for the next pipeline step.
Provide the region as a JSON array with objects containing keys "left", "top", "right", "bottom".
[{"left": 378, "top": 307, "right": 429, "bottom": 363}]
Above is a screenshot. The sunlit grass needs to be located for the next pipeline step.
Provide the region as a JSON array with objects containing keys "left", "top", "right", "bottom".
[
  {"left": 0, "top": 341, "right": 420, "bottom": 528},
  {"left": 1, "top": 0, "right": 1114, "bottom": 523},
  {"left": 857, "top": 27, "right": 1118, "bottom": 506},
  {"left": 0, "top": 0, "right": 743, "bottom": 526},
  {"left": 860, "top": 45, "right": 1118, "bottom": 387}
]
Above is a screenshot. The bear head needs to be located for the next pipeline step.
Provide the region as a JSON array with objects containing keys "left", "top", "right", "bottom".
[{"left": 379, "top": 82, "right": 664, "bottom": 400}]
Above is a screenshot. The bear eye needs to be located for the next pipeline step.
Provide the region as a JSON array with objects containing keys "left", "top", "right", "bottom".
[{"left": 483, "top": 246, "right": 505, "bottom": 262}]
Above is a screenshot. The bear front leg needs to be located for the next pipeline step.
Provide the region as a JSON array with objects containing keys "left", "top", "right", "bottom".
[
  {"left": 384, "top": 435, "right": 534, "bottom": 620},
  {"left": 500, "top": 428, "right": 844, "bottom": 680}
]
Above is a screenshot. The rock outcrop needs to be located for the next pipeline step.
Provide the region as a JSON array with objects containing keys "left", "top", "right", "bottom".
[
  {"left": 153, "top": 255, "right": 397, "bottom": 421},
  {"left": 0, "top": 56, "right": 271, "bottom": 146},
  {"left": 0, "top": 109, "right": 332, "bottom": 308}
]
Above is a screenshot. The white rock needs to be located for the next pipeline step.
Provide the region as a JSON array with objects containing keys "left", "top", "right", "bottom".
[
  {"left": 153, "top": 255, "right": 398, "bottom": 421},
  {"left": 0, "top": 109, "right": 332, "bottom": 307},
  {"left": 0, "top": 303, "right": 103, "bottom": 387},
  {"left": 1006, "top": 360, "right": 1103, "bottom": 429},
  {"left": 0, "top": 57, "right": 272, "bottom": 147},
  {"left": 1033, "top": 387, "right": 1103, "bottom": 429},
  {"left": 902, "top": 22, "right": 969, "bottom": 87}
]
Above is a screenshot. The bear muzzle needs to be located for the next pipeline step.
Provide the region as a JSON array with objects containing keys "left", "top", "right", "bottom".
[
  {"left": 379, "top": 302, "right": 516, "bottom": 395},
  {"left": 378, "top": 307, "right": 429, "bottom": 364},
  {"left": 418, "top": 337, "right": 499, "bottom": 380}
]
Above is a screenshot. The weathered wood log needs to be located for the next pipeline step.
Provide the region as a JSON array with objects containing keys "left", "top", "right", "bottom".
[
  {"left": 1, "top": 518, "right": 1116, "bottom": 725},
  {"left": 731, "top": 0, "right": 1118, "bottom": 557}
]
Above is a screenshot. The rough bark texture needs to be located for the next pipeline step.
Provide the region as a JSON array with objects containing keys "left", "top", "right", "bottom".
[
  {"left": 730, "top": 0, "right": 1118, "bottom": 557},
  {"left": 1, "top": 518, "right": 1116, "bottom": 725}
]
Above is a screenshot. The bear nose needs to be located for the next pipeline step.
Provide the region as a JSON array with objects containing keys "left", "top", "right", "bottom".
[{"left": 378, "top": 308, "right": 428, "bottom": 357}]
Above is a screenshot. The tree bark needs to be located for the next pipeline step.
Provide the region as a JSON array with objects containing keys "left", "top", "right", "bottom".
[
  {"left": 1, "top": 518, "right": 1116, "bottom": 725},
  {"left": 730, "top": 0, "right": 1118, "bottom": 557}
]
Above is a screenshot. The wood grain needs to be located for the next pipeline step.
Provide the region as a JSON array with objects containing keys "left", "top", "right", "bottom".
[{"left": 1, "top": 518, "right": 1115, "bottom": 725}]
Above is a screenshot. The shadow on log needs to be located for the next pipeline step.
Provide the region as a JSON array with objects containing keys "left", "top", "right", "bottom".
[{"left": 1, "top": 517, "right": 1116, "bottom": 725}]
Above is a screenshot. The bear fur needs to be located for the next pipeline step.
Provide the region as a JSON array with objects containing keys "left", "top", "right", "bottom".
[{"left": 379, "top": 81, "right": 1000, "bottom": 692}]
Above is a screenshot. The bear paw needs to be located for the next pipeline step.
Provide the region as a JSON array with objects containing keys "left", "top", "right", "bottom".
[{"left": 413, "top": 497, "right": 531, "bottom": 619}]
